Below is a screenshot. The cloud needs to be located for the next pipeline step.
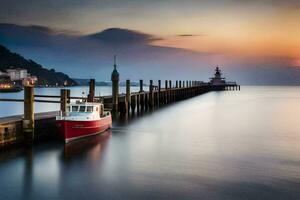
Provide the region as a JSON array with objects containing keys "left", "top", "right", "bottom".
[
  {"left": 86, "top": 28, "right": 161, "bottom": 45},
  {"left": 177, "top": 34, "right": 206, "bottom": 37},
  {"left": 27, "top": 25, "right": 54, "bottom": 34},
  {"left": 231, "top": 0, "right": 300, "bottom": 7},
  {"left": 28, "top": 25, "right": 80, "bottom": 35}
]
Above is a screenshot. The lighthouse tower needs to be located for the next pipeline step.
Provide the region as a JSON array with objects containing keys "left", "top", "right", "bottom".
[{"left": 111, "top": 55, "right": 119, "bottom": 112}]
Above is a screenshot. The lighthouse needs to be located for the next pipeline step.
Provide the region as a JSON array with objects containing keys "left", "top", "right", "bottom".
[{"left": 111, "top": 55, "right": 119, "bottom": 112}]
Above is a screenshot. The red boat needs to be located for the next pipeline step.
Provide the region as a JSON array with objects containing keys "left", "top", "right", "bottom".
[{"left": 56, "top": 102, "right": 112, "bottom": 143}]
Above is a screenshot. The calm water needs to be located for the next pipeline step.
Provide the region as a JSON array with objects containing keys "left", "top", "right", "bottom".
[{"left": 1, "top": 86, "right": 300, "bottom": 200}]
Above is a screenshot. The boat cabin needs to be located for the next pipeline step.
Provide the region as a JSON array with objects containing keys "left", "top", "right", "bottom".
[{"left": 58, "top": 102, "right": 110, "bottom": 121}]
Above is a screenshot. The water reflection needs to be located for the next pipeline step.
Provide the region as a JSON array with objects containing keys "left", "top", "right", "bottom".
[
  {"left": 22, "top": 148, "right": 33, "bottom": 200},
  {"left": 62, "top": 131, "right": 111, "bottom": 163}
]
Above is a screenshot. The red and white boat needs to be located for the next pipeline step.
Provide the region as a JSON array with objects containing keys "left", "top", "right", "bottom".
[{"left": 56, "top": 102, "right": 112, "bottom": 143}]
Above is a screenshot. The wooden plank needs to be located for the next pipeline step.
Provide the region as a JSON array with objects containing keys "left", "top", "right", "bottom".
[
  {"left": 0, "top": 111, "right": 58, "bottom": 124},
  {"left": 34, "top": 95, "right": 60, "bottom": 98},
  {"left": 0, "top": 99, "right": 24, "bottom": 102},
  {"left": 35, "top": 100, "right": 61, "bottom": 103}
]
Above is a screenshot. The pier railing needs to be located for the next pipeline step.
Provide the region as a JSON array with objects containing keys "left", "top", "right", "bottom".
[{"left": 0, "top": 79, "right": 241, "bottom": 117}]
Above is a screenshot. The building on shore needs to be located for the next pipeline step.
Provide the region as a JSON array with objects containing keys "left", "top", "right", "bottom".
[
  {"left": 6, "top": 68, "right": 28, "bottom": 81},
  {"left": 0, "top": 73, "right": 15, "bottom": 90},
  {"left": 0, "top": 68, "right": 37, "bottom": 86}
]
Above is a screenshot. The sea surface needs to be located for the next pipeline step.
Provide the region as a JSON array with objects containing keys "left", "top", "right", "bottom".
[{"left": 0, "top": 86, "right": 300, "bottom": 200}]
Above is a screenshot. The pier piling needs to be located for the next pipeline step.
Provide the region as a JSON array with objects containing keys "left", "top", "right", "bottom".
[
  {"left": 165, "top": 80, "right": 168, "bottom": 104},
  {"left": 139, "top": 79, "right": 143, "bottom": 92},
  {"left": 131, "top": 94, "right": 136, "bottom": 114},
  {"left": 66, "top": 89, "right": 70, "bottom": 103},
  {"left": 140, "top": 93, "right": 145, "bottom": 111},
  {"left": 87, "top": 79, "right": 95, "bottom": 102},
  {"left": 149, "top": 80, "right": 154, "bottom": 108},
  {"left": 126, "top": 79, "right": 131, "bottom": 114},
  {"left": 60, "top": 89, "right": 68, "bottom": 115},
  {"left": 169, "top": 80, "right": 172, "bottom": 102},
  {"left": 23, "top": 86, "right": 34, "bottom": 144},
  {"left": 158, "top": 80, "right": 161, "bottom": 106}
]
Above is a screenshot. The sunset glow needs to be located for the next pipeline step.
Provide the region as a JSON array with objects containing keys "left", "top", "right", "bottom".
[
  {"left": 2, "top": 0, "right": 300, "bottom": 83},
  {"left": 2, "top": 1, "right": 300, "bottom": 60}
]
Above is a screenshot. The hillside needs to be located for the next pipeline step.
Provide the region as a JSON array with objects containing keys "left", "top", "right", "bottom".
[{"left": 0, "top": 44, "right": 77, "bottom": 86}]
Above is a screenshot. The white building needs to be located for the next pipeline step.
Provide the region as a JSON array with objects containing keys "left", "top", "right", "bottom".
[{"left": 6, "top": 68, "right": 28, "bottom": 81}]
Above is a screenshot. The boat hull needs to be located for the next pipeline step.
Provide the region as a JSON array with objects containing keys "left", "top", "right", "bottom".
[{"left": 56, "top": 116, "right": 112, "bottom": 143}]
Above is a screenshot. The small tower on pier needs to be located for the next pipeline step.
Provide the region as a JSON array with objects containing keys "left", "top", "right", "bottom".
[
  {"left": 210, "top": 66, "right": 226, "bottom": 85},
  {"left": 111, "top": 55, "right": 119, "bottom": 112}
]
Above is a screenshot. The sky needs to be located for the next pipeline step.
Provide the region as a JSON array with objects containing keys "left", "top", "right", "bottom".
[
  {"left": 1, "top": 0, "right": 300, "bottom": 58},
  {"left": 1, "top": 0, "right": 300, "bottom": 84}
]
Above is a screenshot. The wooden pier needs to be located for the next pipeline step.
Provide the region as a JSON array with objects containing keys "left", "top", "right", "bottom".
[{"left": 0, "top": 66, "right": 240, "bottom": 148}]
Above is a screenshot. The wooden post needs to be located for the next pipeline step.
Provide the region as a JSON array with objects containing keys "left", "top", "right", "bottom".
[
  {"left": 140, "top": 93, "right": 145, "bottom": 111},
  {"left": 60, "top": 89, "right": 68, "bottom": 115},
  {"left": 149, "top": 80, "right": 153, "bottom": 92},
  {"left": 137, "top": 94, "right": 140, "bottom": 113},
  {"left": 140, "top": 79, "right": 143, "bottom": 92},
  {"left": 168, "top": 80, "right": 172, "bottom": 102},
  {"left": 66, "top": 89, "right": 70, "bottom": 103},
  {"left": 145, "top": 93, "right": 148, "bottom": 110},
  {"left": 23, "top": 86, "right": 34, "bottom": 144},
  {"left": 87, "top": 79, "right": 95, "bottom": 102},
  {"left": 149, "top": 80, "right": 154, "bottom": 108},
  {"left": 131, "top": 94, "right": 136, "bottom": 114},
  {"left": 158, "top": 80, "right": 161, "bottom": 106},
  {"left": 158, "top": 80, "right": 161, "bottom": 91},
  {"left": 165, "top": 80, "right": 168, "bottom": 104},
  {"left": 126, "top": 79, "right": 131, "bottom": 114},
  {"left": 176, "top": 80, "right": 178, "bottom": 88},
  {"left": 179, "top": 81, "right": 182, "bottom": 99},
  {"left": 119, "top": 97, "right": 127, "bottom": 115}
]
